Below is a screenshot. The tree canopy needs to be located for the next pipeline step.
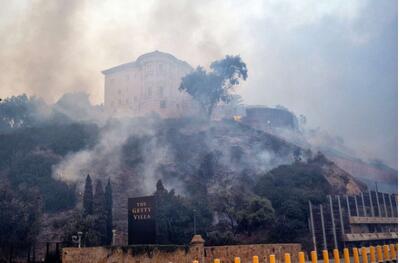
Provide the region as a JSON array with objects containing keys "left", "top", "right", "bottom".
[
  {"left": 254, "top": 159, "right": 331, "bottom": 243},
  {"left": 0, "top": 183, "right": 42, "bottom": 260},
  {"left": 179, "top": 55, "right": 247, "bottom": 118}
]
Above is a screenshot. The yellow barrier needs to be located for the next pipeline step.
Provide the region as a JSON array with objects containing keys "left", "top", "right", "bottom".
[
  {"left": 203, "top": 243, "right": 399, "bottom": 263},
  {"left": 362, "top": 247, "right": 368, "bottom": 263},
  {"left": 383, "top": 245, "right": 390, "bottom": 261},
  {"left": 323, "top": 249, "right": 329, "bottom": 263},
  {"left": 377, "top": 245, "right": 383, "bottom": 262},
  {"left": 370, "top": 246, "right": 376, "bottom": 263},
  {"left": 285, "top": 253, "right": 291, "bottom": 263},
  {"left": 344, "top": 248, "right": 350, "bottom": 263},
  {"left": 299, "top": 252, "right": 305, "bottom": 263},
  {"left": 311, "top": 250, "right": 318, "bottom": 263},
  {"left": 333, "top": 249, "right": 340, "bottom": 263},
  {"left": 353, "top": 247, "right": 360, "bottom": 263},
  {"left": 192, "top": 261, "right": 198, "bottom": 263},
  {"left": 390, "top": 244, "right": 396, "bottom": 260}
]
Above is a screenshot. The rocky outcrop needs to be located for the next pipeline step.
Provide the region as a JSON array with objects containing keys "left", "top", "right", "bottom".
[{"left": 309, "top": 153, "right": 367, "bottom": 195}]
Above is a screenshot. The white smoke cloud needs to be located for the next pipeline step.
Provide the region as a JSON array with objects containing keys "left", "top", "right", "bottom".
[
  {"left": 52, "top": 117, "right": 174, "bottom": 195},
  {"left": 0, "top": 0, "right": 396, "bottom": 167}
]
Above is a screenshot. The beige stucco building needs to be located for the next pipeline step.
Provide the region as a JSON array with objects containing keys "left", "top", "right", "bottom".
[{"left": 102, "top": 51, "right": 194, "bottom": 118}]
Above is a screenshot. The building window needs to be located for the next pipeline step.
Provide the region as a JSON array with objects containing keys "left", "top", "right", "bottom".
[
  {"left": 147, "top": 87, "right": 152, "bottom": 97},
  {"left": 145, "top": 64, "right": 154, "bottom": 76},
  {"left": 160, "top": 100, "right": 167, "bottom": 109},
  {"left": 159, "top": 86, "right": 164, "bottom": 97}
]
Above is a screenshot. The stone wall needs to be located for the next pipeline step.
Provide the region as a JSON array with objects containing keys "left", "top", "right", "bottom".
[
  {"left": 62, "top": 235, "right": 301, "bottom": 263},
  {"left": 62, "top": 246, "right": 196, "bottom": 263}
]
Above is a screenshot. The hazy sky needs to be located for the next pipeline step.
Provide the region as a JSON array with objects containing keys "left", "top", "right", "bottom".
[{"left": 0, "top": 0, "right": 397, "bottom": 167}]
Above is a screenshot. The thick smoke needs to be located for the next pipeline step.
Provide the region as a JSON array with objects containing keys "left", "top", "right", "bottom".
[
  {"left": 0, "top": 0, "right": 233, "bottom": 104},
  {"left": 0, "top": 1, "right": 98, "bottom": 102},
  {"left": 51, "top": 114, "right": 295, "bottom": 196},
  {"left": 0, "top": 0, "right": 396, "bottom": 168},
  {"left": 52, "top": 117, "right": 171, "bottom": 194},
  {"left": 45, "top": 93, "right": 297, "bottom": 197}
]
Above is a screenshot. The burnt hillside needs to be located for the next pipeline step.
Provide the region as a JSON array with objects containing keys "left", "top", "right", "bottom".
[{"left": 0, "top": 95, "right": 366, "bottom": 247}]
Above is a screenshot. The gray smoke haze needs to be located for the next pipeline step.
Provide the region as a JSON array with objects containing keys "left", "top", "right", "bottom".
[
  {"left": 52, "top": 117, "right": 174, "bottom": 194},
  {"left": 51, "top": 112, "right": 294, "bottom": 195},
  {"left": 0, "top": 1, "right": 95, "bottom": 100},
  {"left": 0, "top": 0, "right": 397, "bottom": 167}
]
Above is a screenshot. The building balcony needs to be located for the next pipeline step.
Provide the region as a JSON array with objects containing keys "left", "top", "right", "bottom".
[
  {"left": 349, "top": 216, "right": 398, "bottom": 224},
  {"left": 343, "top": 232, "right": 398, "bottom": 242}
]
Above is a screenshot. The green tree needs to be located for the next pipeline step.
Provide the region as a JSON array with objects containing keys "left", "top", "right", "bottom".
[
  {"left": 83, "top": 175, "right": 93, "bottom": 215},
  {"left": 62, "top": 179, "right": 109, "bottom": 247},
  {"left": 211, "top": 184, "right": 275, "bottom": 238},
  {"left": 0, "top": 122, "right": 97, "bottom": 212},
  {"left": 154, "top": 180, "right": 193, "bottom": 244},
  {"left": 254, "top": 158, "right": 332, "bottom": 243},
  {"left": 179, "top": 55, "right": 248, "bottom": 118},
  {"left": 93, "top": 180, "right": 107, "bottom": 245},
  {"left": 0, "top": 94, "right": 45, "bottom": 131},
  {"left": 105, "top": 179, "right": 113, "bottom": 245},
  {"left": 236, "top": 196, "right": 275, "bottom": 235},
  {"left": 0, "top": 183, "right": 42, "bottom": 261},
  {"left": 64, "top": 179, "right": 108, "bottom": 247},
  {"left": 93, "top": 180, "right": 105, "bottom": 214},
  {"left": 63, "top": 212, "right": 104, "bottom": 247}
]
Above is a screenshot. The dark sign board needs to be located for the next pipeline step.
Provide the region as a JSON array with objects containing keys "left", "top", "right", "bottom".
[{"left": 128, "top": 195, "right": 156, "bottom": 245}]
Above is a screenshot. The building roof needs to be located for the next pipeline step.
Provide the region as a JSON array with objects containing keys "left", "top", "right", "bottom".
[{"left": 101, "top": 50, "right": 192, "bottom": 75}]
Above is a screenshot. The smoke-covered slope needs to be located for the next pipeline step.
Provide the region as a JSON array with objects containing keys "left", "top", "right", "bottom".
[
  {"left": 0, "top": 94, "right": 367, "bottom": 245},
  {"left": 66, "top": 117, "right": 364, "bottom": 242},
  {"left": 241, "top": 107, "right": 397, "bottom": 193}
]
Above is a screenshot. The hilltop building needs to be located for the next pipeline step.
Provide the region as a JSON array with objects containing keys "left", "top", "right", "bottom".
[
  {"left": 101, "top": 51, "right": 300, "bottom": 132},
  {"left": 102, "top": 51, "right": 194, "bottom": 118}
]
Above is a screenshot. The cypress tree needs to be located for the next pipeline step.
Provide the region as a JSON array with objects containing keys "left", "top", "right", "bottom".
[
  {"left": 105, "top": 179, "right": 113, "bottom": 245},
  {"left": 93, "top": 180, "right": 107, "bottom": 245},
  {"left": 156, "top": 179, "right": 166, "bottom": 194},
  {"left": 83, "top": 175, "right": 93, "bottom": 215},
  {"left": 93, "top": 180, "right": 105, "bottom": 214}
]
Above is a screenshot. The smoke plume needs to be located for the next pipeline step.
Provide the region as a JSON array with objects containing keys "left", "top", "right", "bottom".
[{"left": 0, "top": 0, "right": 396, "bottom": 167}]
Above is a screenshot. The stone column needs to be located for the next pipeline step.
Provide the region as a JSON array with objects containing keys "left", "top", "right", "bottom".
[{"left": 189, "top": 235, "right": 205, "bottom": 263}]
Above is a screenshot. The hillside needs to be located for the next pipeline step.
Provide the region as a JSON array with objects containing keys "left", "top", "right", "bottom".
[
  {"left": 0, "top": 94, "right": 367, "bottom": 249},
  {"left": 244, "top": 109, "right": 398, "bottom": 193},
  {"left": 326, "top": 154, "right": 397, "bottom": 192},
  {"left": 107, "top": 118, "right": 366, "bottom": 243}
]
